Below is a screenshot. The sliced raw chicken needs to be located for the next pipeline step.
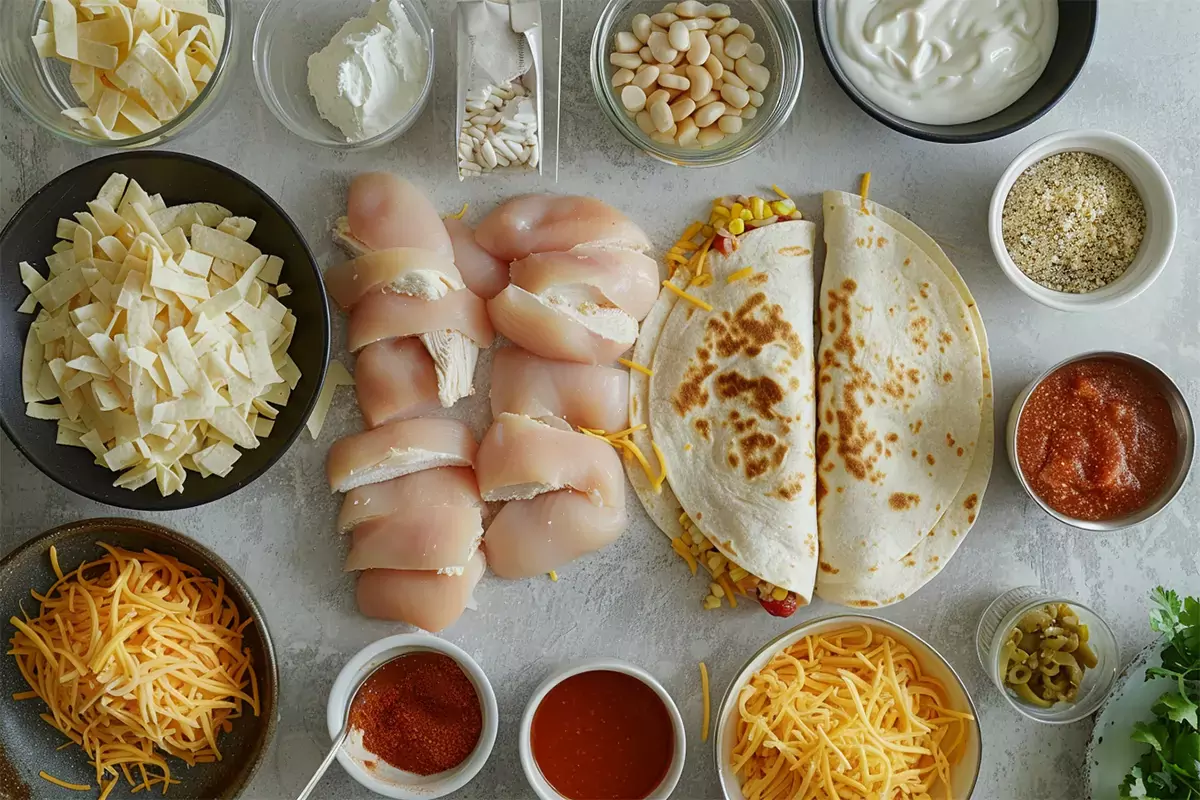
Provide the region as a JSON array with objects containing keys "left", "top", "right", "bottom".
[
  {"left": 326, "top": 417, "right": 477, "bottom": 493},
  {"left": 484, "top": 489, "right": 627, "bottom": 579},
  {"left": 324, "top": 248, "right": 463, "bottom": 311},
  {"left": 348, "top": 289, "right": 494, "bottom": 406},
  {"left": 337, "top": 467, "right": 483, "bottom": 534},
  {"left": 445, "top": 217, "right": 510, "bottom": 300},
  {"left": 354, "top": 338, "right": 441, "bottom": 428},
  {"left": 339, "top": 173, "right": 453, "bottom": 258},
  {"left": 344, "top": 507, "right": 484, "bottom": 571},
  {"left": 510, "top": 246, "right": 659, "bottom": 321},
  {"left": 487, "top": 284, "right": 636, "bottom": 365},
  {"left": 474, "top": 195, "right": 652, "bottom": 262},
  {"left": 356, "top": 550, "right": 486, "bottom": 632},
  {"left": 475, "top": 413, "right": 625, "bottom": 505},
  {"left": 490, "top": 347, "right": 629, "bottom": 432}
]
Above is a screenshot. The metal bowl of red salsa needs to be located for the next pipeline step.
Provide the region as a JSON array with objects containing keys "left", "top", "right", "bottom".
[{"left": 1007, "top": 351, "right": 1194, "bottom": 530}]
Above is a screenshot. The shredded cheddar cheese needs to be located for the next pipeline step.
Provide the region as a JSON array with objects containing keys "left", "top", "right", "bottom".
[
  {"left": 700, "top": 662, "right": 711, "bottom": 743},
  {"left": 661, "top": 280, "right": 713, "bottom": 311},
  {"left": 731, "top": 626, "right": 973, "bottom": 800},
  {"left": 727, "top": 267, "right": 756, "bottom": 284},
  {"left": 772, "top": 184, "right": 791, "bottom": 200},
  {"left": 548, "top": 571, "right": 558, "bottom": 582},
  {"left": 9, "top": 544, "right": 260, "bottom": 794},
  {"left": 651, "top": 441, "right": 669, "bottom": 492},
  {"left": 40, "top": 771, "right": 91, "bottom": 791},
  {"left": 690, "top": 273, "right": 714, "bottom": 288},
  {"left": 98, "top": 779, "right": 117, "bottom": 800},
  {"left": 446, "top": 202, "right": 469, "bottom": 220},
  {"left": 860, "top": 172, "right": 872, "bottom": 211},
  {"left": 618, "top": 358, "right": 654, "bottom": 377}
]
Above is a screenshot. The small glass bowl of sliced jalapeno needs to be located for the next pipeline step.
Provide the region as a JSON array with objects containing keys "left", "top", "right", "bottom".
[{"left": 976, "top": 587, "right": 1120, "bottom": 724}]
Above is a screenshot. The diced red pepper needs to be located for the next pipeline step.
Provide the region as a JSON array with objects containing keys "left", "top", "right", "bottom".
[{"left": 713, "top": 234, "right": 734, "bottom": 256}]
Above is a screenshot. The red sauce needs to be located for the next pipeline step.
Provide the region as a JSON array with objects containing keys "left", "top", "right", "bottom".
[
  {"left": 531, "top": 670, "right": 674, "bottom": 800},
  {"left": 1016, "top": 358, "right": 1178, "bottom": 521}
]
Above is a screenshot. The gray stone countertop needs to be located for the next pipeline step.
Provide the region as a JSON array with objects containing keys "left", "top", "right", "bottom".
[{"left": 3, "top": 2, "right": 1199, "bottom": 799}]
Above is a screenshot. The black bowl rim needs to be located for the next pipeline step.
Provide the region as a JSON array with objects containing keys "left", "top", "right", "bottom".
[
  {"left": 0, "top": 516, "right": 280, "bottom": 799},
  {"left": 811, "top": 0, "right": 1098, "bottom": 144},
  {"left": 0, "top": 151, "right": 332, "bottom": 511}
]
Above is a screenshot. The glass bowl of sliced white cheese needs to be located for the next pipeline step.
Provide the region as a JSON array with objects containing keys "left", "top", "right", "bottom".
[
  {"left": 0, "top": 0, "right": 237, "bottom": 147},
  {"left": 253, "top": 0, "right": 434, "bottom": 150}
]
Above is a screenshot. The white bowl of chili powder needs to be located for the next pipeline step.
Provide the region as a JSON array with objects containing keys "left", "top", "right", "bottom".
[
  {"left": 327, "top": 634, "right": 498, "bottom": 799},
  {"left": 989, "top": 129, "right": 1177, "bottom": 312}
]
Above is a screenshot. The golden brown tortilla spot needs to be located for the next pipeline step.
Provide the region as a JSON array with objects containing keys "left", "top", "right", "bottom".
[
  {"left": 868, "top": 226, "right": 874, "bottom": 232},
  {"left": 951, "top": 529, "right": 959, "bottom": 537},
  {"left": 968, "top": 513, "right": 976, "bottom": 524},
  {"left": 884, "top": 449, "right": 892, "bottom": 457},
  {"left": 819, "top": 561, "right": 839, "bottom": 575},
  {"left": 856, "top": 237, "right": 866, "bottom": 247},
  {"left": 964, "top": 493, "right": 978, "bottom": 510},
  {"left": 907, "top": 368, "right": 920, "bottom": 385},
  {"left": 882, "top": 379, "right": 905, "bottom": 400},
  {"left": 864, "top": 394, "right": 875, "bottom": 407},
  {"left": 789, "top": 376, "right": 801, "bottom": 392},
  {"left": 957, "top": 447, "right": 964, "bottom": 457},
  {"left": 672, "top": 361, "right": 717, "bottom": 416},
  {"left": 943, "top": 371, "right": 953, "bottom": 383},
  {"left": 888, "top": 306, "right": 896, "bottom": 317},
  {"left": 874, "top": 440, "right": 883, "bottom": 454},
  {"left": 936, "top": 503, "right": 942, "bottom": 512},
  {"left": 706, "top": 292, "right": 803, "bottom": 360},
  {"left": 868, "top": 565, "right": 879, "bottom": 573},
  {"left": 850, "top": 599, "right": 879, "bottom": 608},
  {"left": 939, "top": 331, "right": 954, "bottom": 345},
  {"left": 820, "top": 373, "right": 832, "bottom": 385},
  {"left": 842, "top": 279, "right": 857, "bottom": 293},
  {"left": 910, "top": 420, "right": 923, "bottom": 434},
  {"left": 715, "top": 371, "right": 784, "bottom": 421},
  {"left": 697, "top": 347, "right": 712, "bottom": 363},
  {"left": 836, "top": 486, "right": 844, "bottom": 493},
  {"left": 946, "top": 433, "right": 955, "bottom": 447},
  {"left": 903, "top": 258, "right": 911, "bottom": 266},
  {"left": 749, "top": 273, "right": 769, "bottom": 286},
  {"left": 727, "top": 453, "right": 739, "bottom": 468},
  {"left": 902, "top": 556, "right": 916, "bottom": 567},
  {"left": 827, "top": 321, "right": 836, "bottom": 333},
  {"left": 926, "top": 453, "right": 935, "bottom": 466},
  {"left": 694, "top": 418, "right": 711, "bottom": 440},
  {"left": 771, "top": 474, "right": 805, "bottom": 501},
  {"left": 911, "top": 449, "right": 918, "bottom": 458},
  {"left": 877, "top": 237, "right": 887, "bottom": 248},
  {"left": 739, "top": 431, "right": 781, "bottom": 480},
  {"left": 919, "top": 283, "right": 930, "bottom": 299},
  {"left": 631, "top": 395, "right": 639, "bottom": 415},
  {"left": 777, "top": 246, "right": 810, "bottom": 257},
  {"left": 696, "top": 513, "right": 704, "bottom": 521},
  {"left": 886, "top": 432, "right": 899, "bottom": 443},
  {"left": 889, "top": 492, "right": 920, "bottom": 511}
]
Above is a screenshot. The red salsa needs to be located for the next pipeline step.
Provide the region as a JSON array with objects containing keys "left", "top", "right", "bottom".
[
  {"left": 1016, "top": 358, "right": 1178, "bottom": 521},
  {"left": 348, "top": 652, "right": 482, "bottom": 776},
  {"left": 531, "top": 670, "right": 674, "bottom": 800}
]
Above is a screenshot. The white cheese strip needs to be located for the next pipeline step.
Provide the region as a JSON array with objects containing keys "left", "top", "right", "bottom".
[
  {"left": 305, "top": 360, "right": 354, "bottom": 440},
  {"left": 190, "top": 225, "right": 262, "bottom": 268}
]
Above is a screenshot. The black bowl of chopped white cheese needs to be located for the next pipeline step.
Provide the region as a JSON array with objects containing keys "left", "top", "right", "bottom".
[{"left": 0, "top": 152, "right": 331, "bottom": 510}]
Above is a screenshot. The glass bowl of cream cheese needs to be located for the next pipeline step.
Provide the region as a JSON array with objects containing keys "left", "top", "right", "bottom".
[
  {"left": 814, "top": 0, "right": 1097, "bottom": 143},
  {"left": 253, "top": 0, "right": 434, "bottom": 150}
]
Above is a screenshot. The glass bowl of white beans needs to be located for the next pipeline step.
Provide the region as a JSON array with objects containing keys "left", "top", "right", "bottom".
[
  {"left": 590, "top": 0, "right": 801, "bottom": 167},
  {"left": 976, "top": 587, "right": 1120, "bottom": 725}
]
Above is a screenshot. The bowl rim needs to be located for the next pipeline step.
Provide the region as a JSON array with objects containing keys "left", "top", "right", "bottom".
[
  {"left": 977, "top": 588, "right": 1120, "bottom": 725},
  {"left": 1, "top": 0, "right": 238, "bottom": 148},
  {"left": 325, "top": 633, "right": 499, "bottom": 800},
  {"left": 713, "top": 613, "right": 982, "bottom": 800},
  {"left": 517, "top": 657, "right": 686, "bottom": 800},
  {"left": 0, "top": 150, "right": 332, "bottom": 511},
  {"left": 589, "top": 0, "right": 803, "bottom": 168},
  {"left": 987, "top": 128, "right": 1178, "bottom": 312},
  {"left": 0, "top": 516, "right": 280, "bottom": 798},
  {"left": 811, "top": 0, "right": 1097, "bottom": 144},
  {"left": 1005, "top": 350, "right": 1195, "bottom": 531},
  {"left": 252, "top": 0, "right": 436, "bottom": 151}
]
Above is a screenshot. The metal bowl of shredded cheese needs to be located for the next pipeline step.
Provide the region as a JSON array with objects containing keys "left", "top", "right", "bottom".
[
  {"left": 0, "top": 517, "right": 278, "bottom": 799},
  {"left": 714, "top": 615, "right": 981, "bottom": 800}
]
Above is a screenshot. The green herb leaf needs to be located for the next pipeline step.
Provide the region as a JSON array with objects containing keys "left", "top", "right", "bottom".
[
  {"left": 1174, "top": 732, "right": 1200, "bottom": 779},
  {"left": 1151, "top": 587, "right": 1185, "bottom": 637},
  {"left": 1136, "top": 721, "right": 1174, "bottom": 754},
  {"left": 1154, "top": 691, "right": 1200, "bottom": 731}
]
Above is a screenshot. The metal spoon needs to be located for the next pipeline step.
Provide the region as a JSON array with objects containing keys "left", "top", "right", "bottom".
[{"left": 295, "top": 657, "right": 399, "bottom": 800}]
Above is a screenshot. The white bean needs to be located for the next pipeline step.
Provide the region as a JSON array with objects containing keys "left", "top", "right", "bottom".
[
  {"left": 650, "top": 130, "right": 677, "bottom": 144},
  {"left": 686, "top": 65, "right": 713, "bottom": 100},
  {"left": 669, "top": 21, "right": 691, "bottom": 51},
  {"left": 615, "top": 30, "right": 641, "bottom": 52},
  {"left": 686, "top": 30, "right": 710, "bottom": 65},
  {"left": 712, "top": 16, "right": 739, "bottom": 36},
  {"left": 458, "top": 142, "right": 472, "bottom": 161},
  {"left": 633, "top": 65, "right": 661, "bottom": 90},
  {"left": 736, "top": 23, "right": 755, "bottom": 41},
  {"left": 705, "top": 3, "right": 731, "bottom": 18},
  {"left": 720, "top": 83, "right": 750, "bottom": 108},
  {"left": 635, "top": 110, "right": 655, "bottom": 134},
  {"left": 704, "top": 53, "right": 724, "bottom": 80},
  {"left": 741, "top": 105, "right": 757, "bottom": 120},
  {"left": 489, "top": 132, "right": 517, "bottom": 161},
  {"left": 640, "top": 46, "right": 655, "bottom": 63},
  {"left": 650, "top": 12, "right": 678, "bottom": 26},
  {"left": 676, "top": 117, "right": 700, "bottom": 146},
  {"left": 682, "top": 17, "right": 714, "bottom": 30},
  {"left": 736, "top": 57, "right": 770, "bottom": 92},
  {"left": 612, "top": 68, "right": 635, "bottom": 87},
  {"left": 648, "top": 31, "right": 677, "bottom": 63},
  {"left": 659, "top": 73, "right": 690, "bottom": 91},
  {"left": 718, "top": 115, "right": 743, "bottom": 134},
  {"left": 632, "top": 13, "right": 653, "bottom": 42},
  {"left": 675, "top": 0, "right": 706, "bottom": 18},
  {"left": 694, "top": 101, "right": 725, "bottom": 127},
  {"left": 647, "top": 88, "right": 671, "bottom": 107},
  {"left": 724, "top": 32, "right": 750, "bottom": 59},
  {"left": 480, "top": 140, "right": 498, "bottom": 168},
  {"left": 694, "top": 89, "right": 720, "bottom": 107},
  {"left": 746, "top": 43, "right": 766, "bottom": 64},
  {"left": 670, "top": 96, "right": 696, "bottom": 121},
  {"left": 748, "top": 90, "right": 764, "bottom": 107},
  {"left": 722, "top": 106, "right": 741, "bottom": 117},
  {"left": 650, "top": 100, "right": 675, "bottom": 133},
  {"left": 658, "top": 63, "right": 676, "bottom": 75},
  {"left": 721, "top": 71, "right": 747, "bottom": 90},
  {"left": 621, "top": 84, "right": 648, "bottom": 112},
  {"left": 697, "top": 126, "right": 725, "bottom": 146},
  {"left": 611, "top": 52, "right": 642, "bottom": 69}
]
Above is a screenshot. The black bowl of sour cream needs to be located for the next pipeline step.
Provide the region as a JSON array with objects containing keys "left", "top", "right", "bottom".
[{"left": 813, "top": 0, "right": 1097, "bottom": 144}]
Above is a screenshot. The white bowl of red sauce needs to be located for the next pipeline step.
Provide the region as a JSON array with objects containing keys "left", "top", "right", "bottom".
[
  {"left": 519, "top": 659, "right": 685, "bottom": 800},
  {"left": 1007, "top": 351, "right": 1194, "bottom": 530},
  {"left": 326, "top": 634, "right": 499, "bottom": 800}
]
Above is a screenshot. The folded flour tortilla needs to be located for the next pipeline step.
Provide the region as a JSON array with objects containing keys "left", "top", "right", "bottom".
[
  {"left": 632, "top": 222, "right": 821, "bottom": 602},
  {"left": 814, "top": 191, "right": 993, "bottom": 607}
]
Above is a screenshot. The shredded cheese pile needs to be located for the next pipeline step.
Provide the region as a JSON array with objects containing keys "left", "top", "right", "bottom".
[
  {"left": 8, "top": 543, "right": 260, "bottom": 794},
  {"left": 579, "top": 424, "right": 667, "bottom": 494},
  {"left": 732, "top": 626, "right": 974, "bottom": 800},
  {"left": 672, "top": 513, "right": 792, "bottom": 611}
]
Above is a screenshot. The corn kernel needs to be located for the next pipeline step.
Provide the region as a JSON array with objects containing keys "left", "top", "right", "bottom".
[
  {"left": 710, "top": 582, "right": 725, "bottom": 599},
  {"left": 772, "top": 199, "right": 795, "bottom": 216},
  {"left": 711, "top": 205, "right": 730, "bottom": 218},
  {"left": 739, "top": 209, "right": 753, "bottom": 221},
  {"left": 728, "top": 566, "right": 749, "bottom": 582},
  {"left": 727, "top": 218, "right": 745, "bottom": 235},
  {"left": 703, "top": 595, "right": 722, "bottom": 610},
  {"left": 730, "top": 202, "right": 744, "bottom": 218},
  {"left": 750, "top": 197, "right": 766, "bottom": 219},
  {"left": 772, "top": 586, "right": 789, "bottom": 601}
]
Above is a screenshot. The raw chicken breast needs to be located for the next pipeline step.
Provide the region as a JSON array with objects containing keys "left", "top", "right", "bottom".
[
  {"left": 475, "top": 413, "right": 625, "bottom": 506},
  {"left": 347, "top": 289, "right": 495, "bottom": 352},
  {"left": 337, "top": 467, "right": 482, "bottom": 534},
  {"left": 324, "top": 248, "right": 463, "bottom": 311},
  {"left": 344, "top": 507, "right": 484, "bottom": 571},
  {"left": 445, "top": 217, "right": 510, "bottom": 299},
  {"left": 343, "top": 173, "right": 453, "bottom": 258},
  {"left": 356, "top": 550, "right": 486, "bottom": 632},
  {"left": 326, "top": 417, "right": 478, "bottom": 493},
  {"left": 354, "top": 338, "right": 441, "bottom": 428},
  {"left": 474, "top": 194, "right": 652, "bottom": 262},
  {"left": 487, "top": 284, "right": 635, "bottom": 365},
  {"left": 484, "top": 489, "right": 627, "bottom": 579},
  {"left": 510, "top": 246, "right": 659, "bottom": 321},
  {"left": 490, "top": 347, "right": 629, "bottom": 432}
]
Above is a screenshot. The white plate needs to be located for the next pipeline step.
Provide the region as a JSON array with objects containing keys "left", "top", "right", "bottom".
[{"left": 1085, "top": 641, "right": 1171, "bottom": 800}]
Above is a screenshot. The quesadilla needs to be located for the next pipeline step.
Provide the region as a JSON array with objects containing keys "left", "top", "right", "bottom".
[
  {"left": 630, "top": 220, "right": 820, "bottom": 613},
  {"left": 814, "top": 191, "right": 993, "bottom": 607}
]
